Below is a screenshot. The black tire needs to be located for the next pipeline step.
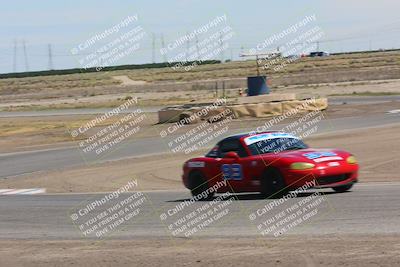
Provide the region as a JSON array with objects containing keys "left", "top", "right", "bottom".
[
  {"left": 189, "top": 171, "right": 214, "bottom": 201},
  {"left": 260, "top": 168, "right": 287, "bottom": 198},
  {"left": 332, "top": 183, "right": 353, "bottom": 193}
]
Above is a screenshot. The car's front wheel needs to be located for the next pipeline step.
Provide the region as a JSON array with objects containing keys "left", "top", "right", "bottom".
[
  {"left": 189, "top": 171, "right": 214, "bottom": 201},
  {"left": 332, "top": 183, "right": 353, "bottom": 193}
]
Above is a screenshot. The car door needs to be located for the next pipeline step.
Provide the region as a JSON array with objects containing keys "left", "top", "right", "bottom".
[{"left": 218, "top": 139, "right": 253, "bottom": 192}]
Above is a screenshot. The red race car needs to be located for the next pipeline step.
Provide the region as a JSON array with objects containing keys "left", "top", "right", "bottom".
[{"left": 182, "top": 132, "right": 359, "bottom": 200}]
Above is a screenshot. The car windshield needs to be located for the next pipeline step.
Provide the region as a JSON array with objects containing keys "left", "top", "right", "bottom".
[{"left": 248, "top": 137, "right": 308, "bottom": 155}]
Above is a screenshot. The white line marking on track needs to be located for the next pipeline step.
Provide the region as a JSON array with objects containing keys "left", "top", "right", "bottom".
[
  {"left": 387, "top": 109, "right": 400, "bottom": 114},
  {"left": 0, "top": 188, "right": 46, "bottom": 195}
]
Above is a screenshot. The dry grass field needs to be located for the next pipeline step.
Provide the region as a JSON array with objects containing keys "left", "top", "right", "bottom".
[{"left": 1, "top": 50, "right": 400, "bottom": 111}]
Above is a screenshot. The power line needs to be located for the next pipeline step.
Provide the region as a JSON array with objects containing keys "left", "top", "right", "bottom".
[
  {"left": 186, "top": 31, "right": 190, "bottom": 62},
  {"left": 22, "top": 40, "right": 30, "bottom": 71},
  {"left": 3, "top": 33, "right": 398, "bottom": 58},
  {"left": 2, "top": 34, "right": 399, "bottom": 73},
  {"left": 219, "top": 31, "right": 224, "bottom": 62},
  {"left": 13, "top": 39, "right": 17, "bottom": 72},
  {"left": 151, "top": 33, "right": 156, "bottom": 63},
  {"left": 161, "top": 34, "right": 167, "bottom": 63},
  {"left": 195, "top": 35, "right": 200, "bottom": 61},
  {"left": 48, "top": 44, "right": 54, "bottom": 70}
]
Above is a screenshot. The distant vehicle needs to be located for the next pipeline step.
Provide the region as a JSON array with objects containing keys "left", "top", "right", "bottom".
[
  {"left": 309, "top": 51, "right": 330, "bottom": 57},
  {"left": 182, "top": 132, "right": 358, "bottom": 200},
  {"left": 285, "top": 54, "right": 301, "bottom": 61}
]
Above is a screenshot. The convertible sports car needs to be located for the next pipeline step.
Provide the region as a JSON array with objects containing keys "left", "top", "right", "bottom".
[{"left": 182, "top": 132, "right": 359, "bottom": 200}]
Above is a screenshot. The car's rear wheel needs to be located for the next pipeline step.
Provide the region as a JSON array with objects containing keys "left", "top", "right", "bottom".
[
  {"left": 189, "top": 171, "right": 214, "bottom": 201},
  {"left": 332, "top": 183, "right": 353, "bottom": 193},
  {"left": 260, "top": 168, "right": 287, "bottom": 198}
]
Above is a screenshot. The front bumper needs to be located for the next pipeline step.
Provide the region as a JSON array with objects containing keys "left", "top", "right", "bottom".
[{"left": 284, "top": 164, "right": 359, "bottom": 189}]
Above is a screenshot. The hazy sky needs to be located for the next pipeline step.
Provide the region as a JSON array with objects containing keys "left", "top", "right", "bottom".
[{"left": 1, "top": 0, "right": 400, "bottom": 73}]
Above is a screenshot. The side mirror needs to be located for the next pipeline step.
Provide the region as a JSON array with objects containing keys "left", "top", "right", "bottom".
[{"left": 224, "top": 151, "right": 239, "bottom": 159}]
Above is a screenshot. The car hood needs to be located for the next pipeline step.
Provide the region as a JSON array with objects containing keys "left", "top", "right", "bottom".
[{"left": 271, "top": 148, "right": 350, "bottom": 163}]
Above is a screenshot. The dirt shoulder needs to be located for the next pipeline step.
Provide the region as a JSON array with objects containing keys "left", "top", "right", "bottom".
[
  {"left": 1, "top": 234, "right": 399, "bottom": 266},
  {"left": 1, "top": 122, "right": 399, "bottom": 193},
  {"left": 2, "top": 77, "right": 400, "bottom": 112}
]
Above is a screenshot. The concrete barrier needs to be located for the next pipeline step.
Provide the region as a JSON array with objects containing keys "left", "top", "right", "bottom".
[
  {"left": 158, "top": 96, "right": 328, "bottom": 124},
  {"left": 230, "top": 103, "right": 283, "bottom": 118},
  {"left": 281, "top": 98, "right": 328, "bottom": 113},
  {"left": 236, "top": 93, "right": 296, "bottom": 104}
]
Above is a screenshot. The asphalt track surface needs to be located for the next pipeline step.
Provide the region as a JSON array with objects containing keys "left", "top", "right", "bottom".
[
  {"left": 328, "top": 95, "right": 400, "bottom": 105},
  {"left": 0, "top": 112, "right": 399, "bottom": 178},
  {"left": 0, "top": 183, "right": 399, "bottom": 239},
  {"left": 0, "top": 97, "right": 399, "bottom": 241}
]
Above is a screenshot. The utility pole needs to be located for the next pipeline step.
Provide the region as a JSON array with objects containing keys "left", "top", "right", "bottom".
[
  {"left": 186, "top": 31, "right": 190, "bottom": 62},
  {"left": 152, "top": 33, "right": 156, "bottom": 63},
  {"left": 195, "top": 35, "right": 200, "bottom": 61},
  {"left": 48, "top": 44, "right": 54, "bottom": 70},
  {"left": 98, "top": 51, "right": 103, "bottom": 70},
  {"left": 13, "top": 39, "right": 17, "bottom": 73},
  {"left": 219, "top": 31, "right": 224, "bottom": 63},
  {"left": 161, "top": 34, "right": 167, "bottom": 63},
  {"left": 22, "top": 40, "right": 29, "bottom": 71}
]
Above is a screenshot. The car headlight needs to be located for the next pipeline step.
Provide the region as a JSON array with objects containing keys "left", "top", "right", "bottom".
[
  {"left": 346, "top": 156, "right": 357, "bottom": 164},
  {"left": 290, "top": 162, "right": 315, "bottom": 170}
]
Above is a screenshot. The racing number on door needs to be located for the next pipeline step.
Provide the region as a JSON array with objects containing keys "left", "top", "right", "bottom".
[{"left": 221, "top": 164, "right": 243, "bottom": 180}]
